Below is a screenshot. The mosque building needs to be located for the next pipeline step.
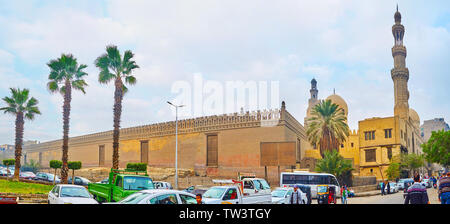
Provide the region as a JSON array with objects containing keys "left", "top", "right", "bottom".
[{"left": 301, "top": 7, "right": 425, "bottom": 180}]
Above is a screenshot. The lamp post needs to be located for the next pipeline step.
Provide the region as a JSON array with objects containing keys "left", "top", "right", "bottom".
[{"left": 167, "top": 101, "right": 185, "bottom": 190}]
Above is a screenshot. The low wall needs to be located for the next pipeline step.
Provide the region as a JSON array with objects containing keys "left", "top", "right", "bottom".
[
  {"left": 351, "top": 184, "right": 377, "bottom": 193},
  {"left": 352, "top": 176, "right": 377, "bottom": 187}
]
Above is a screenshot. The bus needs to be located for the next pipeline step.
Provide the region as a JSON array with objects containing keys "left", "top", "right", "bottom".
[{"left": 279, "top": 171, "right": 340, "bottom": 199}]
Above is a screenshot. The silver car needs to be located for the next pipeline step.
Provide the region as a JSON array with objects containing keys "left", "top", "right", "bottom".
[{"left": 115, "top": 189, "right": 197, "bottom": 204}]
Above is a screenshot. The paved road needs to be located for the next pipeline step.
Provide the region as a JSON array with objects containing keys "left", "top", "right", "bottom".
[{"left": 345, "top": 187, "right": 440, "bottom": 204}]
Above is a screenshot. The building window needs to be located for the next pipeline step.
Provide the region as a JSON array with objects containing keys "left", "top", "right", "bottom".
[
  {"left": 296, "top": 138, "right": 301, "bottom": 163},
  {"left": 98, "top": 145, "right": 105, "bottom": 166},
  {"left": 207, "top": 135, "right": 218, "bottom": 166},
  {"left": 387, "top": 147, "right": 392, "bottom": 160},
  {"left": 140, "top": 141, "right": 149, "bottom": 164},
  {"left": 365, "top": 149, "right": 376, "bottom": 162},
  {"left": 351, "top": 143, "right": 354, "bottom": 148},
  {"left": 384, "top": 129, "right": 392, "bottom": 138},
  {"left": 364, "top": 131, "right": 375, "bottom": 140},
  {"left": 341, "top": 144, "right": 344, "bottom": 148},
  {"left": 401, "top": 130, "right": 403, "bottom": 139}
]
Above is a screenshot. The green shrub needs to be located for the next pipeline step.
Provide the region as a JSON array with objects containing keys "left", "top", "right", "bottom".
[
  {"left": 21, "top": 159, "right": 41, "bottom": 173},
  {"left": 49, "top": 160, "right": 62, "bottom": 169},
  {"left": 126, "top": 163, "right": 147, "bottom": 171},
  {"left": 2, "top": 159, "right": 15, "bottom": 166},
  {"left": 68, "top": 161, "right": 82, "bottom": 170}
]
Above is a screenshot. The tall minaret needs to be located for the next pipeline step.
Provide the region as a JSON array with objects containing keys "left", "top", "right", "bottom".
[
  {"left": 305, "top": 78, "right": 319, "bottom": 126},
  {"left": 391, "top": 6, "right": 410, "bottom": 120},
  {"left": 309, "top": 78, "right": 318, "bottom": 105}
]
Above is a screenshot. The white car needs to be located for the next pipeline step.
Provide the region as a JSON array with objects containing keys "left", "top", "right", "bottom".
[
  {"left": 48, "top": 185, "right": 98, "bottom": 204},
  {"left": 154, "top": 181, "right": 173, "bottom": 189},
  {"left": 421, "top": 179, "right": 431, "bottom": 188},
  {"left": 385, "top": 182, "right": 398, "bottom": 193},
  {"left": 115, "top": 189, "right": 197, "bottom": 204},
  {"left": 271, "top": 187, "right": 307, "bottom": 204}
]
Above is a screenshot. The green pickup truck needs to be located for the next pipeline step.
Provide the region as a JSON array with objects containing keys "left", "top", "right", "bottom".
[{"left": 88, "top": 168, "right": 154, "bottom": 203}]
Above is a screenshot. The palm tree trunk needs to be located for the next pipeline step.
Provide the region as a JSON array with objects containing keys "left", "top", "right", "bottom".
[
  {"left": 112, "top": 77, "right": 123, "bottom": 170},
  {"left": 61, "top": 79, "right": 72, "bottom": 184},
  {"left": 13, "top": 112, "right": 24, "bottom": 181}
]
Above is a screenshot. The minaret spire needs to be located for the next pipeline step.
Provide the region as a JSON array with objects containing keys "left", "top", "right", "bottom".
[{"left": 391, "top": 7, "right": 410, "bottom": 120}]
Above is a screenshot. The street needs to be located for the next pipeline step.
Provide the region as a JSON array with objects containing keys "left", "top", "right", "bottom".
[{"left": 346, "top": 187, "right": 440, "bottom": 204}]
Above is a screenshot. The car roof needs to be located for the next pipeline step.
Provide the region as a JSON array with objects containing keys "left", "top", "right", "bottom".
[
  {"left": 274, "top": 187, "right": 293, "bottom": 190},
  {"left": 56, "top": 184, "right": 87, "bottom": 188},
  {"left": 138, "top": 189, "right": 195, "bottom": 196}
]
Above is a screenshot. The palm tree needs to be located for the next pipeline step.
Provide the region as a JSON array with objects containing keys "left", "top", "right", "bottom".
[
  {"left": 47, "top": 54, "right": 88, "bottom": 184},
  {"left": 315, "top": 150, "right": 354, "bottom": 185},
  {"left": 0, "top": 88, "right": 41, "bottom": 181},
  {"left": 307, "top": 99, "right": 350, "bottom": 157},
  {"left": 95, "top": 45, "right": 139, "bottom": 169}
]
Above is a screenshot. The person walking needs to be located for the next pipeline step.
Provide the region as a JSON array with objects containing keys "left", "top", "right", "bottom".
[
  {"left": 387, "top": 181, "right": 391, "bottom": 194},
  {"left": 341, "top": 185, "right": 348, "bottom": 204},
  {"left": 438, "top": 171, "right": 450, "bottom": 204},
  {"left": 289, "top": 185, "right": 303, "bottom": 204},
  {"left": 381, "top": 181, "right": 385, "bottom": 196},
  {"left": 404, "top": 173, "right": 429, "bottom": 204}
]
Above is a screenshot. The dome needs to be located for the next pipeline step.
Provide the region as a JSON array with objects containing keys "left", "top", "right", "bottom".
[
  {"left": 394, "top": 11, "right": 401, "bottom": 23},
  {"left": 326, "top": 94, "right": 348, "bottom": 117},
  {"left": 409, "top": 108, "right": 420, "bottom": 127}
]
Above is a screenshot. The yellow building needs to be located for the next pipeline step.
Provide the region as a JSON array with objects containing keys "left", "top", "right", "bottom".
[{"left": 302, "top": 8, "right": 425, "bottom": 181}]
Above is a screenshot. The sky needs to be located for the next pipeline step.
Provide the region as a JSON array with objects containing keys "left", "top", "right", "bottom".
[{"left": 0, "top": 0, "right": 449, "bottom": 145}]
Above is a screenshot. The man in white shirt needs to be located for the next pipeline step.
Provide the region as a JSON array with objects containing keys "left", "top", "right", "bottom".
[{"left": 289, "top": 185, "right": 303, "bottom": 204}]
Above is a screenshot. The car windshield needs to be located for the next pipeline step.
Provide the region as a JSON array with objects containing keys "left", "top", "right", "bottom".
[
  {"left": 259, "top": 180, "right": 271, "bottom": 190},
  {"left": 123, "top": 176, "right": 154, "bottom": 190},
  {"left": 119, "top": 192, "right": 151, "bottom": 204},
  {"left": 271, "top": 190, "right": 287, "bottom": 198},
  {"left": 203, "top": 187, "right": 227, "bottom": 199},
  {"left": 60, "top": 187, "right": 90, "bottom": 198}
]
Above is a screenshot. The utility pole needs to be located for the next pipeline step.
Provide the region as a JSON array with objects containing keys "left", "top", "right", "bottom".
[{"left": 167, "top": 101, "right": 185, "bottom": 190}]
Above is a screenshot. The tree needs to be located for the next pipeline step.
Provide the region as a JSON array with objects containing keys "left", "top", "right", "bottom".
[
  {"left": 2, "top": 159, "right": 15, "bottom": 177},
  {"left": 95, "top": 45, "right": 139, "bottom": 169},
  {"left": 422, "top": 130, "right": 450, "bottom": 169},
  {"left": 315, "top": 150, "right": 354, "bottom": 186},
  {"left": 403, "top": 153, "right": 425, "bottom": 177},
  {"left": 68, "top": 161, "right": 82, "bottom": 184},
  {"left": 386, "top": 162, "right": 401, "bottom": 181},
  {"left": 0, "top": 88, "right": 41, "bottom": 181},
  {"left": 307, "top": 99, "right": 350, "bottom": 157},
  {"left": 49, "top": 160, "right": 62, "bottom": 184},
  {"left": 47, "top": 54, "right": 88, "bottom": 184}
]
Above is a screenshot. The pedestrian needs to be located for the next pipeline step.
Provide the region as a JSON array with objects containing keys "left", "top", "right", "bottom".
[
  {"left": 196, "top": 194, "right": 204, "bottom": 204},
  {"left": 438, "top": 172, "right": 450, "bottom": 204},
  {"left": 387, "top": 181, "right": 391, "bottom": 194},
  {"left": 341, "top": 185, "right": 347, "bottom": 204},
  {"left": 289, "top": 185, "right": 303, "bottom": 204},
  {"left": 381, "top": 181, "right": 385, "bottom": 196},
  {"left": 404, "top": 173, "right": 429, "bottom": 204}
]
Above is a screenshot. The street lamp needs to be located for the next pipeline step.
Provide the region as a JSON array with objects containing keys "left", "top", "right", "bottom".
[{"left": 167, "top": 101, "right": 185, "bottom": 190}]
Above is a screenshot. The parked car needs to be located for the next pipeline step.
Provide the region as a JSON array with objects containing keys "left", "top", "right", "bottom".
[
  {"left": 202, "top": 185, "right": 272, "bottom": 204},
  {"left": 183, "top": 186, "right": 208, "bottom": 195},
  {"left": 34, "top": 172, "right": 60, "bottom": 183},
  {"left": 48, "top": 184, "right": 98, "bottom": 204},
  {"left": 97, "top": 178, "right": 109, "bottom": 184},
  {"left": 397, "top": 178, "right": 413, "bottom": 190},
  {"left": 0, "top": 169, "right": 7, "bottom": 177},
  {"left": 113, "top": 190, "right": 197, "bottom": 204},
  {"left": 68, "top": 176, "right": 91, "bottom": 186},
  {"left": 154, "top": 181, "right": 173, "bottom": 189},
  {"left": 19, "top": 172, "right": 36, "bottom": 180},
  {"left": 271, "top": 187, "right": 307, "bottom": 204},
  {"left": 385, "top": 182, "right": 398, "bottom": 193}
]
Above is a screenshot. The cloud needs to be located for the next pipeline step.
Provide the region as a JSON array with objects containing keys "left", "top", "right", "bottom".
[{"left": 0, "top": 0, "right": 449, "bottom": 143}]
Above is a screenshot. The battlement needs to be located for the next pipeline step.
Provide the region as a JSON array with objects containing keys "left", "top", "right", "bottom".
[{"left": 23, "top": 107, "right": 298, "bottom": 152}]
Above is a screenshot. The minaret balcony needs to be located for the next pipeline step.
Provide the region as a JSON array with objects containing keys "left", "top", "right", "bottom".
[
  {"left": 391, "top": 68, "right": 409, "bottom": 80},
  {"left": 392, "top": 45, "right": 407, "bottom": 57}
]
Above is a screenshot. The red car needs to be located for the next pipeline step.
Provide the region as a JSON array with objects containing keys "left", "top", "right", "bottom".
[{"left": 19, "top": 172, "right": 36, "bottom": 180}]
